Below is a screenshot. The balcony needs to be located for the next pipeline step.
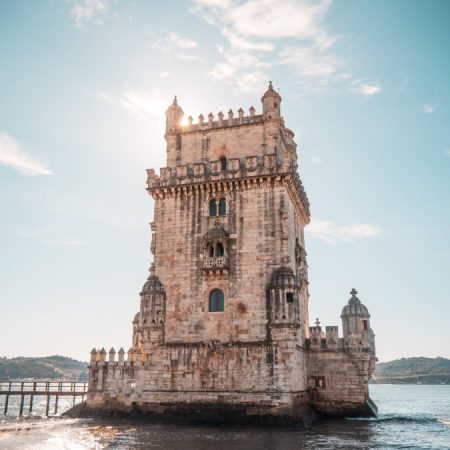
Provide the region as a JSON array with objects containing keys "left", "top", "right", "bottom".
[{"left": 203, "top": 256, "right": 228, "bottom": 269}]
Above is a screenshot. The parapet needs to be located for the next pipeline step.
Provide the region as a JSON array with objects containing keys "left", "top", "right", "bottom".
[
  {"left": 307, "top": 324, "right": 344, "bottom": 351},
  {"left": 146, "top": 155, "right": 310, "bottom": 220},
  {"left": 89, "top": 346, "right": 145, "bottom": 367},
  {"left": 169, "top": 106, "right": 279, "bottom": 136}
]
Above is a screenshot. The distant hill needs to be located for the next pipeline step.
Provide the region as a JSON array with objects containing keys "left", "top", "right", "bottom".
[
  {"left": 372, "top": 357, "right": 450, "bottom": 384},
  {"left": 0, "top": 356, "right": 88, "bottom": 381},
  {"left": 1, "top": 355, "right": 449, "bottom": 384}
]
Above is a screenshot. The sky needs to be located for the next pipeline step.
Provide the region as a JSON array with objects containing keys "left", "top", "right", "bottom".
[{"left": 0, "top": 0, "right": 449, "bottom": 363}]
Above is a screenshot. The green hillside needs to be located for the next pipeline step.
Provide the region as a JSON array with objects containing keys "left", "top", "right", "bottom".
[
  {"left": 372, "top": 357, "right": 450, "bottom": 384},
  {"left": 0, "top": 356, "right": 88, "bottom": 381}
]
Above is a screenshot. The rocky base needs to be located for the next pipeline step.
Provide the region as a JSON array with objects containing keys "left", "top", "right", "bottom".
[{"left": 64, "top": 400, "right": 318, "bottom": 428}]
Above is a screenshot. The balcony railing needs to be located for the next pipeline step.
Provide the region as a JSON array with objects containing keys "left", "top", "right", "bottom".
[{"left": 203, "top": 256, "right": 228, "bottom": 269}]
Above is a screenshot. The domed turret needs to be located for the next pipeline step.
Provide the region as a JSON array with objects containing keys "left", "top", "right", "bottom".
[
  {"left": 165, "top": 95, "right": 184, "bottom": 132},
  {"left": 341, "top": 288, "right": 370, "bottom": 317},
  {"left": 341, "top": 289, "right": 375, "bottom": 352},
  {"left": 268, "top": 266, "right": 301, "bottom": 326},
  {"left": 261, "top": 81, "right": 281, "bottom": 119},
  {"left": 140, "top": 273, "right": 165, "bottom": 295},
  {"left": 269, "top": 266, "right": 300, "bottom": 290}
]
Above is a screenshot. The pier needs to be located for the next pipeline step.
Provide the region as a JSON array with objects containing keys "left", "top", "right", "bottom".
[{"left": 0, "top": 381, "right": 88, "bottom": 416}]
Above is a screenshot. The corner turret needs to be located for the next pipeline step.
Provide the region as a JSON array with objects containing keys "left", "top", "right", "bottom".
[
  {"left": 341, "top": 289, "right": 375, "bottom": 352},
  {"left": 133, "top": 264, "right": 166, "bottom": 352},
  {"left": 165, "top": 96, "right": 184, "bottom": 133},
  {"left": 261, "top": 81, "right": 281, "bottom": 120}
]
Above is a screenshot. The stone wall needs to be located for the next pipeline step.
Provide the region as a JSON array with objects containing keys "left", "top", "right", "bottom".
[{"left": 307, "top": 348, "right": 376, "bottom": 417}]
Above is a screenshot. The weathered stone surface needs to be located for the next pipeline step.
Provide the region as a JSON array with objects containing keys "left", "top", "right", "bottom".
[{"left": 84, "top": 84, "right": 377, "bottom": 425}]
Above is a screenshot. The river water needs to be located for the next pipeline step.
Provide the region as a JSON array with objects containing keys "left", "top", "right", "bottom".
[{"left": 0, "top": 385, "right": 449, "bottom": 449}]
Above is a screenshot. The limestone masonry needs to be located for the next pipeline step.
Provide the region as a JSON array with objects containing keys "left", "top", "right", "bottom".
[{"left": 85, "top": 83, "right": 378, "bottom": 425}]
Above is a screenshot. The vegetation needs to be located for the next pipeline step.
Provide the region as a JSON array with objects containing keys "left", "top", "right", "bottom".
[
  {"left": 372, "top": 357, "right": 450, "bottom": 384},
  {"left": 0, "top": 356, "right": 88, "bottom": 381}
]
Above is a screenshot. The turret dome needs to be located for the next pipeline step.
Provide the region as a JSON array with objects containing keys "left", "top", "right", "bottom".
[
  {"left": 140, "top": 266, "right": 165, "bottom": 295},
  {"left": 341, "top": 289, "right": 370, "bottom": 317},
  {"left": 261, "top": 81, "right": 281, "bottom": 101},
  {"left": 269, "top": 266, "right": 300, "bottom": 289}
]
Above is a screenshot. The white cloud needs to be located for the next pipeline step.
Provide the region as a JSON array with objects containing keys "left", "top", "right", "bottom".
[
  {"left": 100, "top": 89, "right": 167, "bottom": 120},
  {"left": 169, "top": 32, "right": 198, "bottom": 49},
  {"left": 279, "top": 46, "right": 339, "bottom": 79},
  {"left": 0, "top": 132, "right": 52, "bottom": 176},
  {"left": 444, "top": 149, "right": 450, "bottom": 157},
  {"left": 177, "top": 54, "right": 204, "bottom": 62},
  {"left": 306, "top": 218, "right": 381, "bottom": 244},
  {"left": 354, "top": 83, "right": 382, "bottom": 97},
  {"left": 69, "top": 0, "right": 109, "bottom": 29},
  {"left": 192, "top": 0, "right": 380, "bottom": 96},
  {"left": 311, "top": 157, "right": 322, "bottom": 163},
  {"left": 159, "top": 71, "right": 170, "bottom": 78},
  {"left": 421, "top": 104, "right": 436, "bottom": 114}
]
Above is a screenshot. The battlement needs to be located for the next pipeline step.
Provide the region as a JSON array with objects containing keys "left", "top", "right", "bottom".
[
  {"left": 146, "top": 155, "right": 310, "bottom": 220},
  {"left": 178, "top": 109, "right": 269, "bottom": 134}
]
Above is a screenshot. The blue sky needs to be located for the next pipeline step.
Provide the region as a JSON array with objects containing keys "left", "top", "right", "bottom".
[{"left": 0, "top": 0, "right": 449, "bottom": 362}]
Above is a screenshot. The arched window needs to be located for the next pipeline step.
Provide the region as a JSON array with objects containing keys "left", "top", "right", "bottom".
[
  {"left": 209, "top": 199, "right": 217, "bottom": 216},
  {"left": 208, "top": 244, "right": 215, "bottom": 257},
  {"left": 219, "top": 197, "right": 226, "bottom": 216},
  {"left": 220, "top": 157, "right": 227, "bottom": 171},
  {"left": 215, "top": 242, "right": 224, "bottom": 257},
  {"left": 209, "top": 289, "right": 224, "bottom": 312}
]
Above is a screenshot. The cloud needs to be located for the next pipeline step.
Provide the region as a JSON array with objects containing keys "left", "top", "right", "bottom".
[
  {"left": 306, "top": 218, "right": 381, "bottom": 244},
  {"left": 177, "top": 54, "right": 204, "bottom": 62},
  {"left": 444, "top": 149, "right": 450, "bottom": 157},
  {"left": 311, "top": 157, "right": 322, "bottom": 163},
  {"left": 0, "top": 132, "right": 52, "bottom": 176},
  {"left": 69, "top": 0, "right": 110, "bottom": 29},
  {"left": 192, "top": 0, "right": 380, "bottom": 96},
  {"left": 421, "top": 104, "right": 436, "bottom": 114},
  {"left": 169, "top": 32, "right": 198, "bottom": 49},
  {"left": 100, "top": 89, "right": 167, "bottom": 120},
  {"left": 159, "top": 71, "right": 170, "bottom": 78},
  {"left": 354, "top": 83, "right": 382, "bottom": 97},
  {"left": 151, "top": 32, "right": 199, "bottom": 55}
]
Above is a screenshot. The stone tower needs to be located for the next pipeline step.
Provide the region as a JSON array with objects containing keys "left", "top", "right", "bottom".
[{"left": 84, "top": 84, "right": 377, "bottom": 425}]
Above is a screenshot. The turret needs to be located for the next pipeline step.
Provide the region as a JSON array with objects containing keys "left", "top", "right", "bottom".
[
  {"left": 137, "top": 264, "right": 166, "bottom": 351},
  {"left": 341, "top": 288, "right": 375, "bottom": 352},
  {"left": 165, "top": 96, "right": 184, "bottom": 133},
  {"left": 165, "top": 96, "right": 184, "bottom": 167},
  {"left": 268, "top": 266, "right": 301, "bottom": 327},
  {"left": 261, "top": 81, "right": 281, "bottom": 120}
]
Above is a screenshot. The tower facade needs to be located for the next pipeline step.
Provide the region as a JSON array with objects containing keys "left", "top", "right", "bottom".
[{"left": 84, "top": 84, "right": 377, "bottom": 425}]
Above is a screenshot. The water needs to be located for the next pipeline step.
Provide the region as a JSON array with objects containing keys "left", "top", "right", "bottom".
[{"left": 0, "top": 385, "right": 449, "bottom": 449}]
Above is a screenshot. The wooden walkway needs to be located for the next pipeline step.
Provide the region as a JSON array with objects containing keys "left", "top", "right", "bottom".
[{"left": 0, "top": 381, "right": 88, "bottom": 416}]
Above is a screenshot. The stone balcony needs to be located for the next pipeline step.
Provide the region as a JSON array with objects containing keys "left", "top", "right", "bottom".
[{"left": 203, "top": 256, "right": 228, "bottom": 270}]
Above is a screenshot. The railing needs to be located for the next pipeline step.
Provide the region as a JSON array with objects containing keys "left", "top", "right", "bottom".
[
  {"left": 204, "top": 256, "right": 228, "bottom": 269},
  {"left": 0, "top": 381, "right": 88, "bottom": 416}
]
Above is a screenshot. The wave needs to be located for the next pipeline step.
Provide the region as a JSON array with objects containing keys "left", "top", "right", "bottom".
[
  {"left": 347, "top": 415, "right": 443, "bottom": 425},
  {"left": 438, "top": 419, "right": 450, "bottom": 427}
]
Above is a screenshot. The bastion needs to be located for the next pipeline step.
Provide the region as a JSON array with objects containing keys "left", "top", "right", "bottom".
[{"left": 72, "top": 83, "right": 377, "bottom": 426}]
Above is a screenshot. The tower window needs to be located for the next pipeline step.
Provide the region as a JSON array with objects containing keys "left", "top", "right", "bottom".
[
  {"left": 209, "top": 199, "right": 217, "bottom": 216},
  {"left": 216, "top": 242, "right": 225, "bottom": 257},
  {"left": 219, "top": 198, "right": 226, "bottom": 215},
  {"left": 220, "top": 157, "right": 227, "bottom": 171},
  {"left": 209, "top": 289, "right": 224, "bottom": 312},
  {"left": 286, "top": 293, "right": 294, "bottom": 303},
  {"left": 363, "top": 320, "right": 368, "bottom": 331},
  {"left": 208, "top": 244, "right": 215, "bottom": 257}
]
